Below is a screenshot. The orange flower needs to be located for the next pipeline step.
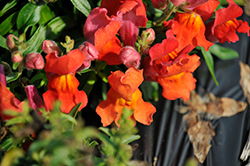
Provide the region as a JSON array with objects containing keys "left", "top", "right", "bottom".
[
  {"left": 96, "top": 68, "right": 156, "bottom": 127},
  {"left": 45, "top": 49, "right": 85, "bottom": 75},
  {"left": 166, "top": 12, "right": 213, "bottom": 51},
  {"left": 43, "top": 74, "right": 88, "bottom": 114},
  {"left": 0, "top": 82, "right": 23, "bottom": 121}
]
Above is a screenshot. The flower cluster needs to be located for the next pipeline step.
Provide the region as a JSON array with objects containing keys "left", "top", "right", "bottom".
[{"left": 1, "top": 0, "right": 250, "bottom": 128}]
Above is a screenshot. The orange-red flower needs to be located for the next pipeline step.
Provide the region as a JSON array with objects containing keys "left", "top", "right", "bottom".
[
  {"left": 205, "top": 0, "right": 250, "bottom": 43},
  {"left": 96, "top": 68, "right": 156, "bottom": 127},
  {"left": 43, "top": 74, "right": 88, "bottom": 114},
  {"left": 83, "top": 7, "right": 122, "bottom": 65},
  {"left": 45, "top": 49, "right": 85, "bottom": 75},
  {"left": 0, "top": 82, "right": 23, "bottom": 121},
  {"left": 143, "top": 30, "right": 200, "bottom": 101},
  {"left": 100, "top": 0, "right": 147, "bottom": 47}
]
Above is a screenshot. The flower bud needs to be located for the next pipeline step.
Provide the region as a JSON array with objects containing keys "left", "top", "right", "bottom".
[
  {"left": 6, "top": 34, "right": 18, "bottom": 52},
  {"left": 0, "top": 64, "right": 6, "bottom": 87},
  {"left": 11, "top": 51, "right": 23, "bottom": 63},
  {"left": 120, "top": 46, "right": 141, "bottom": 68},
  {"left": 151, "top": 0, "right": 168, "bottom": 10},
  {"left": 78, "top": 42, "right": 99, "bottom": 71},
  {"left": 41, "top": 40, "right": 62, "bottom": 55},
  {"left": 141, "top": 28, "right": 155, "bottom": 45},
  {"left": 24, "top": 52, "right": 45, "bottom": 70},
  {"left": 25, "top": 85, "right": 46, "bottom": 111}
]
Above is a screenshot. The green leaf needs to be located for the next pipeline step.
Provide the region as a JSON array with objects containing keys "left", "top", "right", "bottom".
[
  {"left": 23, "top": 25, "right": 46, "bottom": 54},
  {"left": 0, "top": 12, "right": 17, "bottom": 36},
  {"left": 46, "top": 16, "right": 76, "bottom": 39},
  {"left": 123, "top": 135, "right": 140, "bottom": 144},
  {"left": 99, "top": 127, "right": 112, "bottom": 137},
  {"left": 201, "top": 47, "right": 219, "bottom": 86},
  {"left": 39, "top": 5, "right": 54, "bottom": 25},
  {"left": 1, "top": 138, "right": 14, "bottom": 151},
  {"left": 5, "top": 116, "right": 26, "bottom": 126},
  {"left": 6, "top": 72, "right": 21, "bottom": 83},
  {"left": 97, "top": 72, "right": 108, "bottom": 83},
  {"left": 0, "top": 35, "right": 8, "bottom": 50},
  {"left": 70, "top": 0, "right": 91, "bottom": 17},
  {"left": 83, "top": 72, "right": 96, "bottom": 95},
  {"left": 0, "top": 0, "right": 18, "bottom": 17},
  {"left": 16, "top": 3, "right": 42, "bottom": 31},
  {"left": 209, "top": 44, "right": 239, "bottom": 60},
  {"left": 69, "top": 103, "right": 82, "bottom": 117}
]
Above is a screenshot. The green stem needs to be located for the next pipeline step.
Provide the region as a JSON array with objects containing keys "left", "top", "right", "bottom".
[{"left": 153, "top": 5, "right": 176, "bottom": 26}]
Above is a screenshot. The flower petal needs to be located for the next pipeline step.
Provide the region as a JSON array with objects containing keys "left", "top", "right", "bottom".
[
  {"left": 108, "top": 68, "right": 144, "bottom": 101},
  {"left": 45, "top": 49, "right": 85, "bottom": 75}
]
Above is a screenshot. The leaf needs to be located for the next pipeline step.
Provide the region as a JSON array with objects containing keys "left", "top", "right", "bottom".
[
  {"left": 239, "top": 61, "right": 250, "bottom": 105},
  {"left": 0, "top": 0, "right": 18, "bottom": 17},
  {"left": 123, "top": 135, "right": 140, "bottom": 144},
  {"left": 46, "top": 16, "right": 77, "bottom": 39},
  {"left": 0, "top": 148, "right": 24, "bottom": 166},
  {"left": 128, "top": 160, "right": 151, "bottom": 166},
  {"left": 0, "top": 12, "right": 17, "bottom": 36},
  {"left": 1, "top": 138, "right": 14, "bottom": 151},
  {"left": 39, "top": 5, "right": 54, "bottom": 25},
  {"left": 182, "top": 91, "right": 247, "bottom": 120},
  {"left": 70, "top": 0, "right": 91, "bottom": 17},
  {"left": 209, "top": 44, "right": 239, "bottom": 60},
  {"left": 99, "top": 127, "right": 112, "bottom": 137},
  {"left": 5, "top": 116, "right": 26, "bottom": 126},
  {"left": 6, "top": 72, "right": 21, "bottom": 83},
  {"left": 23, "top": 25, "right": 46, "bottom": 54},
  {"left": 185, "top": 119, "right": 215, "bottom": 163},
  {"left": 16, "top": 3, "right": 42, "bottom": 32},
  {"left": 0, "top": 35, "right": 8, "bottom": 50},
  {"left": 201, "top": 47, "right": 219, "bottom": 86}
]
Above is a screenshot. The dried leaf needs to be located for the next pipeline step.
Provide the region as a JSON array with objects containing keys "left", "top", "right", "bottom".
[
  {"left": 239, "top": 61, "right": 250, "bottom": 104},
  {"left": 183, "top": 91, "right": 246, "bottom": 120},
  {"left": 187, "top": 120, "right": 215, "bottom": 163},
  {"left": 128, "top": 160, "right": 151, "bottom": 166},
  {"left": 240, "top": 132, "right": 250, "bottom": 161},
  {"left": 182, "top": 111, "right": 199, "bottom": 131}
]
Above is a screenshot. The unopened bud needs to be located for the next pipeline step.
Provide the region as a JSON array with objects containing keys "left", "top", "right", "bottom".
[
  {"left": 151, "top": 0, "right": 168, "bottom": 9},
  {"left": 78, "top": 42, "right": 99, "bottom": 71},
  {"left": 24, "top": 52, "right": 44, "bottom": 70},
  {"left": 120, "top": 46, "right": 141, "bottom": 68},
  {"left": 42, "top": 40, "right": 62, "bottom": 55},
  {"left": 6, "top": 34, "right": 18, "bottom": 52},
  {"left": 11, "top": 51, "right": 23, "bottom": 63},
  {"left": 141, "top": 28, "right": 155, "bottom": 45}
]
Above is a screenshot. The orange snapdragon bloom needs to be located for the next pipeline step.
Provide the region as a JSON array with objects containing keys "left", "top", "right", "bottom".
[
  {"left": 143, "top": 30, "right": 200, "bottom": 101},
  {"left": 96, "top": 68, "right": 156, "bottom": 127},
  {"left": 43, "top": 48, "right": 88, "bottom": 113},
  {"left": 43, "top": 74, "right": 87, "bottom": 113}
]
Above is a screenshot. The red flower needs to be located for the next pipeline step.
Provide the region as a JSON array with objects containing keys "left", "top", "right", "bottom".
[
  {"left": 43, "top": 74, "right": 88, "bottom": 114},
  {"left": 166, "top": 11, "right": 213, "bottom": 51},
  {"left": 171, "top": 0, "right": 209, "bottom": 10},
  {"left": 143, "top": 30, "right": 200, "bottom": 101},
  {"left": 206, "top": 0, "right": 250, "bottom": 43},
  {"left": 45, "top": 49, "right": 85, "bottom": 75},
  {"left": 83, "top": 7, "right": 122, "bottom": 65},
  {"left": 96, "top": 68, "right": 156, "bottom": 127},
  {"left": 100, "top": 0, "right": 147, "bottom": 47},
  {"left": 0, "top": 82, "right": 23, "bottom": 121}
]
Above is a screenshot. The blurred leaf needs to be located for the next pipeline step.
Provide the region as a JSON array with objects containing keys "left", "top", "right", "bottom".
[
  {"left": 184, "top": 158, "right": 199, "bottom": 166},
  {"left": 0, "top": 12, "right": 17, "bottom": 36},
  {"left": 16, "top": 3, "right": 42, "bottom": 32},
  {"left": 140, "top": 81, "right": 159, "bottom": 101},
  {"left": 209, "top": 44, "right": 239, "bottom": 60},
  {"left": 0, "top": 0, "right": 18, "bottom": 17},
  {"left": 39, "top": 5, "right": 54, "bottom": 25},
  {"left": 69, "top": 102, "right": 82, "bottom": 118},
  {"left": 0, "top": 148, "right": 24, "bottom": 166},
  {"left": 1, "top": 138, "right": 14, "bottom": 151},
  {"left": 88, "top": 141, "right": 99, "bottom": 151},
  {"left": 5, "top": 116, "right": 26, "bottom": 126},
  {"left": 6, "top": 72, "right": 21, "bottom": 83},
  {"left": 201, "top": 47, "right": 219, "bottom": 86},
  {"left": 123, "top": 135, "right": 140, "bottom": 144},
  {"left": 0, "top": 35, "right": 8, "bottom": 49},
  {"left": 23, "top": 25, "right": 46, "bottom": 54},
  {"left": 83, "top": 72, "right": 96, "bottom": 95},
  {"left": 70, "top": 0, "right": 91, "bottom": 17},
  {"left": 97, "top": 72, "right": 108, "bottom": 83},
  {"left": 46, "top": 16, "right": 76, "bottom": 39},
  {"left": 99, "top": 127, "right": 112, "bottom": 137}
]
